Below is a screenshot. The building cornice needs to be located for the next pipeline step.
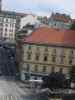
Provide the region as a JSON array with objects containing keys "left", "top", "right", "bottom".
[
  {"left": 22, "top": 41, "right": 75, "bottom": 49},
  {"left": 21, "top": 60, "right": 72, "bottom": 68}
]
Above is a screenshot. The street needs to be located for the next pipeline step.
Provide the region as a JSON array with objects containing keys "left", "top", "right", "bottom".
[
  {"left": 0, "top": 76, "right": 49, "bottom": 100},
  {"left": 0, "top": 77, "right": 27, "bottom": 96}
]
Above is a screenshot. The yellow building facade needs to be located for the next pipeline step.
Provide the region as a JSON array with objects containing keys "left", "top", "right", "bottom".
[
  {"left": 18, "top": 27, "right": 75, "bottom": 80},
  {"left": 19, "top": 43, "right": 75, "bottom": 80}
]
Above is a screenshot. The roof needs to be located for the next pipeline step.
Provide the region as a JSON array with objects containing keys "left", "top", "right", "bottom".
[
  {"left": 51, "top": 13, "right": 72, "bottom": 23},
  {"left": 0, "top": 10, "right": 26, "bottom": 17},
  {"left": 23, "top": 27, "right": 75, "bottom": 47}
]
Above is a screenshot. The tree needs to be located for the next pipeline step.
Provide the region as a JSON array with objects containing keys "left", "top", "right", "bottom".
[
  {"left": 42, "top": 72, "right": 66, "bottom": 89},
  {"left": 70, "top": 66, "right": 75, "bottom": 82},
  {"left": 70, "top": 23, "right": 75, "bottom": 30}
]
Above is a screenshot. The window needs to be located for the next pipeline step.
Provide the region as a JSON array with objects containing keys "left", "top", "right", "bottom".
[
  {"left": 52, "top": 49, "right": 56, "bottom": 56},
  {"left": 9, "top": 33, "right": 13, "bottom": 37},
  {"left": 0, "top": 32, "right": 2, "bottom": 38},
  {"left": 42, "top": 66, "right": 46, "bottom": 72},
  {"left": 34, "top": 77, "right": 37, "bottom": 80},
  {"left": 10, "top": 23, "right": 14, "bottom": 27},
  {"left": 52, "top": 56, "right": 56, "bottom": 62},
  {"left": 5, "top": 28, "right": 7, "bottom": 32},
  {"left": 28, "top": 45, "right": 31, "bottom": 50},
  {"left": 44, "top": 55, "right": 48, "bottom": 61},
  {"left": 69, "top": 59, "right": 72, "bottom": 64},
  {"left": 0, "top": 28, "right": 3, "bottom": 32},
  {"left": 0, "top": 17, "right": 3, "bottom": 22},
  {"left": 60, "top": 57, "right": 64, "bottom": 64},
  {"left": 10, "top": 24, "right": 12, "bottom": 27},
  {"left": 69, "top": 50, "right": 73, "bottom": 64},
  {"left": 34, "top": 65, "right": 38, "bottom": 72},
  {"left": 11, "top": 29, "right": 13, "bottom": 32},
  {"left": 61, "top": 49, "right": 65, "bottom": 57},
  {"left": 44, "top": 47, "right": 48, "bottom": 52},
  {"left": 12, "top": 24, "right": 14, "bottom": 27},
  {"left": 27, "top": 53, "right": 31, "bottom": 60},
  {"left": 70, "top": 50, "right": 73, "bottom": 54},
  {"left": 59, "top": 68, "right": 63, "bottom": 73},
  {"left": 36, "top": 46, "right": 40, "bottom": 51},
  {"left": 10, "top": 29, "right": 12, "bottom": 32},
  {"left": 4, "top": 33, "right": 7, "bottom": 36},
  {"left": 54, "top": 23, "right": 56, "bottom": 26},
  {"left": 51, "top": 67, "right": 55, "bottom": 73},
  {"left": 69, "top": 50, "right": 73, "bottom": 57},
  {"left": 26, "top": 64, "right": 30, "bottom": 72},
  {"left": 53, "top": 49, "right": 56, "bottom": 53},
  {"left": 0, "top": 23, "right": 3, "bottom": 26},
  {"left": 35, "top": 54, "right": 40, "bottom": 61},
  {"left": 10, "top": 29, "right": 13, "bottom": 32},
  {"left": 6, "top": 19, "right": 8, "bottom": 22},
  {"left": 5, "top": 24, "right": 8, "bottom": 27}
]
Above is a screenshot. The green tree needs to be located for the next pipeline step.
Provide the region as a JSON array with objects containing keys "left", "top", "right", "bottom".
[
  {"left": 70, "top": 66, "right": 75, "bottom": 81},
  {"left": 42, "top": 72, "right": 66, "bottom": 89},
  {"left": 70, "top": 23, "right": 75, "bottom": 30}
]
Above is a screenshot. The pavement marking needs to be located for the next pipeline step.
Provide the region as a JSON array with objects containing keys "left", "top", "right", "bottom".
[{"left": 0, "top": 96, "right": 22, "bottom": 100}]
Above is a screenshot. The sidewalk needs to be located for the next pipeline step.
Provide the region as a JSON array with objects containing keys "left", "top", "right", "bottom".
[{"left": 16, "top": 80, "right": 31, "bottom": 88}]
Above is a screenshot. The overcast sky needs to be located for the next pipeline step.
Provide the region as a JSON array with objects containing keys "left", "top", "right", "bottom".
[{"left": 2, "top": 0, "right": 75, "bottom": 18}]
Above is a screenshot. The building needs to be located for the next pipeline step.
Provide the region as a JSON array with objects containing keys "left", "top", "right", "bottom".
[
  {"left": 17, "top": 26, "right": 75, "bottom": 81},
  {"left": 19, "top": 15, "right": 49, "bottom": 39},
  {"left": 0, "top": 41, "right": 16, "bottom": 76},
  {"left": 20, "top": 14, "right": 40, "bottom": 29},
  {"left": 49, "top": 13, "right": 72, "bottom": 29},
  {"left": 37, "top": 16, "right": 49, "bottom": 25},
  {"left": 0, "top": 0, "right": 2, "bottom": 11},
  {"left": 0, "top": 10, "right": 25, "bottom": 42},
  {"left": 16, "top": 24, "right": 37, "bottom": 42},
  {"left": 16, "top": 14, "right": 42, "bottom": 41}
]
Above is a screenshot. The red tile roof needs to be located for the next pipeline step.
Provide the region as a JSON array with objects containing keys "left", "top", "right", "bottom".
[
  {"left": 51, "top": 13, "right": 72, "bottom": 23},
  {"left": 23, "top": 27, "right": 75, "bottom": 46}
]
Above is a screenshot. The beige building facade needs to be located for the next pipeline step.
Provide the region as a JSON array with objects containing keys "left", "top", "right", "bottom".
[
  {"left": 19, "top": 43, "right": 75, "bottom": 80},
  {"left": 17, "top": 27, "right": 75, "bottom": 80}
]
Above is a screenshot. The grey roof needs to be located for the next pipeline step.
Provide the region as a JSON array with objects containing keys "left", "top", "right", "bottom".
[{"left": 0, "top": 10, "right": 26, "bottom": 18}]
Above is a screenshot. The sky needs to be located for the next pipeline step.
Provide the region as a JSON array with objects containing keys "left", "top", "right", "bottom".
[{"left": 2, "top": 0, "right": 75, "bottom": 18}]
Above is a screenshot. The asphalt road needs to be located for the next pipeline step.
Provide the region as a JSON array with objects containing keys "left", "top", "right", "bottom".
[
  {"left": 0, "top": 76, "right": 49, "bottom": 100},
  {"left": 0, "top": 76, "right": 31, "bottom": 100}
]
